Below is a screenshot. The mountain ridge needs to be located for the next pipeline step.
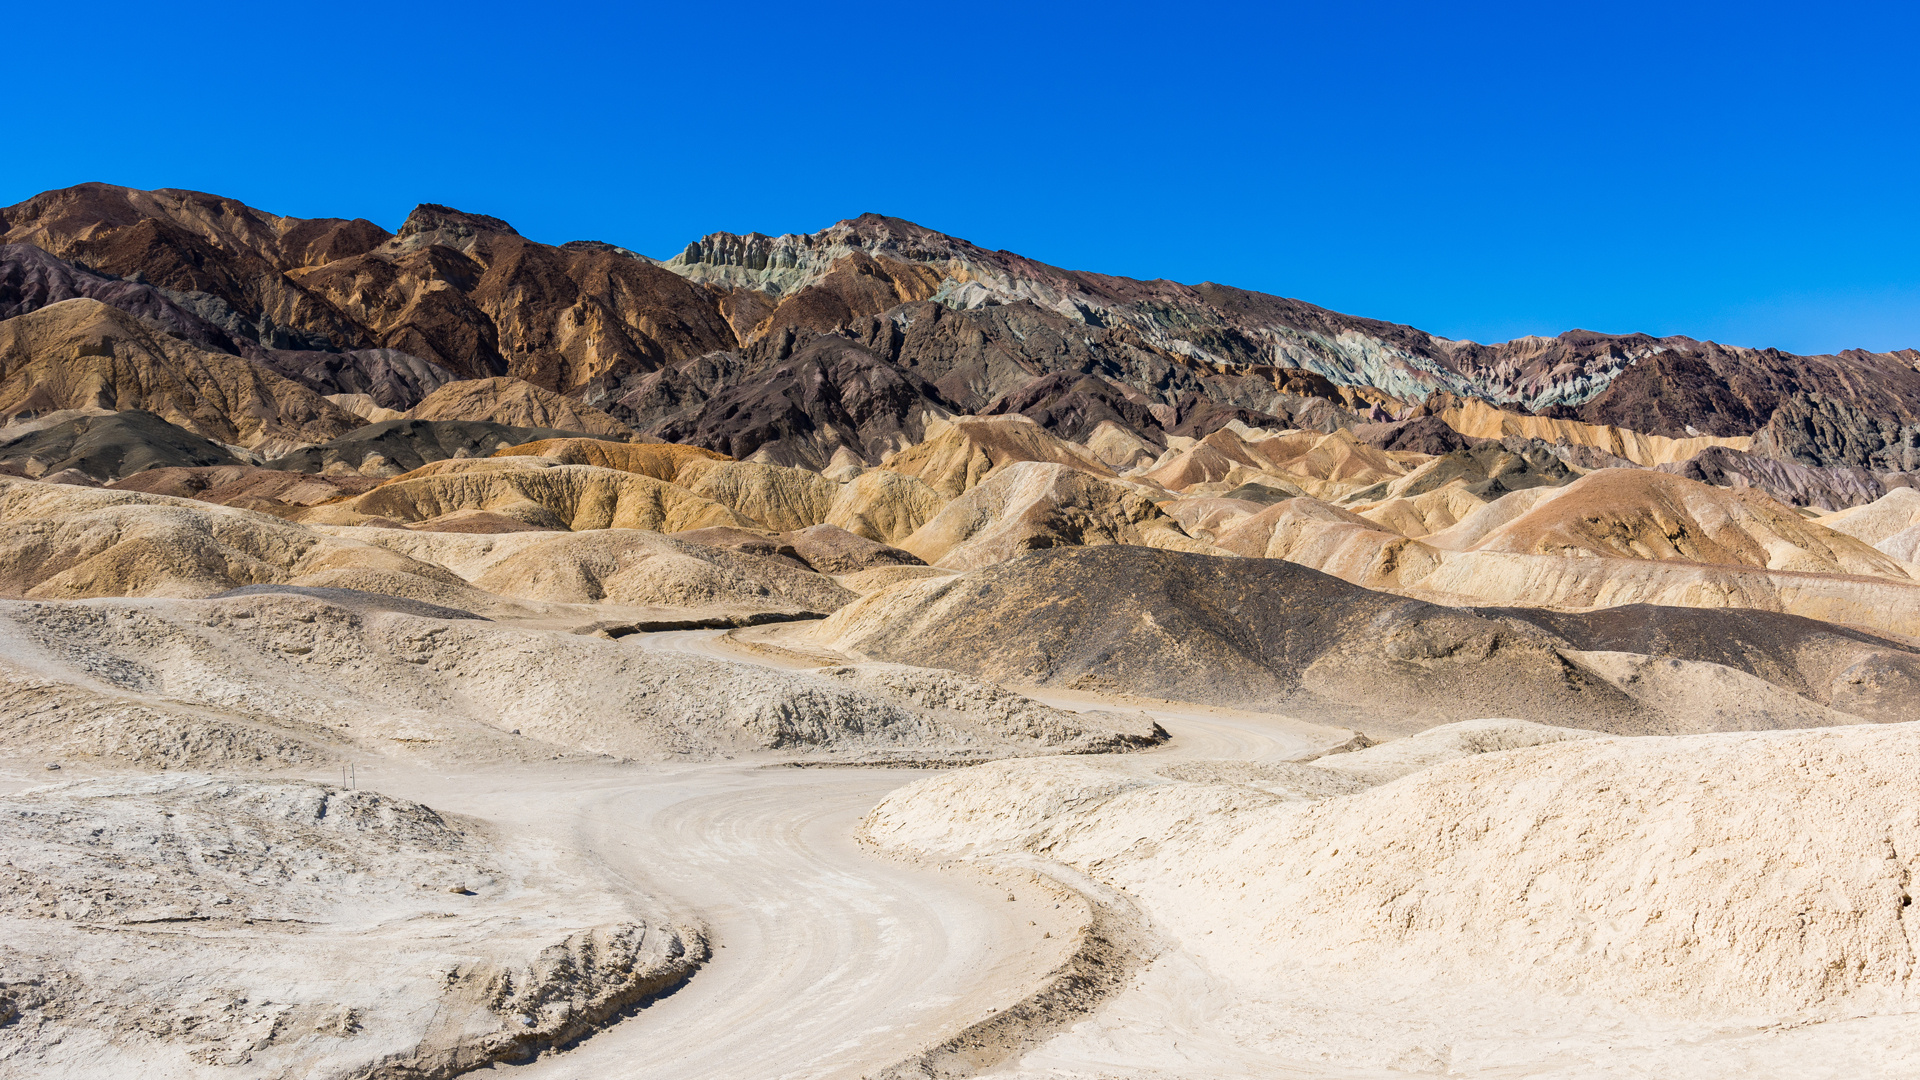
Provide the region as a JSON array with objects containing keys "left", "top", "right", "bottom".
[{"left": 5, "top": 183, "right": 1919, "bottom": 472}]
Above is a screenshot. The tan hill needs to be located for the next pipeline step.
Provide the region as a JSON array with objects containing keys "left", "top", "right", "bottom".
[
  {"left": 1157, "top": 495, "right": 1274, "bottom": 539},
  {"left": 1351, "top": 480, "right": 1487, "bottom": 538},
  {"left": 1143, "top": 425, "right": 1414, "bottom": 499},
  {"left": 0, "top": 298, "right": 364, "bottom": 454},
  {"left": 1817, "top": 486, "right": 1920, "bottom": 544},
  {"left": 0, "top": 477, "right": 467, "bottom": 601},
  {"left": 492, "top": 437, "right": 727, "bottom": 478},
  {"left": 824, "top": 468, "right": 949, "bottom": 543},
  {"left": 1212, "top": 497, "right": 1433, "bottom": 589},
  {"left": 328, "top": 525, "right": 852, "bottom": 612},
  {"left": 1461, "top": 468, "right": 1910, "bottom": 578},
  {"left": 300, "top": 460, "right": 750, "bottom": 533},
  {"left": 1439, "top": 397, "right": 1750, "bottom": 465},
  {"left": 882, "top": 414, "right": 1114, "bottom": 498},
  {"left": 406, "top": 376, "right": 635, "bottom": 437},
  {"left": 898, "top": 462, "right": 1210, "bottom": 570},
  {"left": 671, "top": 457, "right": 840, "bottom": 533},
  {"left": 1404, "top": 548, "right": 1920, "bottom": 640}
]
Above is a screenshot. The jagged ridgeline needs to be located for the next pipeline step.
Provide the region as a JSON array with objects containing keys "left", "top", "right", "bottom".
[{"left": 5, "top": 182, "right": 1920, "bottom": 485}]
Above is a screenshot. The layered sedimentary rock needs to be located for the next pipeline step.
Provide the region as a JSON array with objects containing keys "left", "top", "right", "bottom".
[{"left": 0, "top": 299, "right": 364, "bottom": 455}]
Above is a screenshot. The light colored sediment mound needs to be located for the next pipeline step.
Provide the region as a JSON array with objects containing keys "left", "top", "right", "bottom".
[
  {"left": 1144, "top": 426, "right": 1410, "bottom": 499},
  {"left": 1878, "top": 523, "right": 1920, "bottom": 564},
  {"left": 871, "top": 719, "right": 1920, "bottom": 1034},
  {"left": 837, "top": 565, "right": 959, "bottom": 594},
  {"left": 1211, "top": 497, "right": 1433, "bottom": 589},
  {"left": 325, "top": 391, "right": 405, "bottom": 422},
  {"left": 493, "top": 437, "right": 728, "bottom": 478},
  {"left": 1819, "top": 485, "right": 1920, "bottom": 544},
  {"left": 1441, "top": 397, "right": 1751, "bottom": 465},
  {"left": 1308, "top": 717, "right": 1608, "bottom": 783},
  {"left": 107, "top": 465, "right": 379, "bottom": 509},
  {"left": 1156, "top": 496, "right": 1270, "bottom": 538},
  {"left": 406, "top": 376, "right": 634, "bottom": 436},
  {"left": 0, "top": 298, "right": 364, "bottom": 453},
  {"left": 302, "top": 462, "right": 751, "bottom": 532},
  {"left": 0, "top": 477, "right": 466, "bottom": 600},
  {"left": 882, "top": 414, "right": 1115, "bottom": 497},
  {"left": 1464, "top": 468, "right": 1909, "bottom": 578},
  {"left": 673, "top": 457, "right": 840, "bottom": 532},
  {"left": 0, "top": 593, "right": 1151, "bottom": 767},
  {"left": 1420, "top": 484, "right": 1566, "bottom": 551},
  {"left": 405, "top": 508, "right": 560, "bottom": 533},
  {"left": 1352, "top": 479, "right": 1486, "bottom": 537},
  {"left": 825, "top": 467, "right": 949, "bottom": 543},
  {"left": 898, "top": 461, "right": 1213, "bottom": 570},
  {"left": 322, "top": 527, "right": 854, "bottom": 611},
  {"left": 1407, "top": 548, "right": 1920, "bottom": 640},
  {"left": 1083, "top": 419, "right": 1161, "bottom": 470},
  {"left": 0, "top": 774, "right": 702, "bottom": 1078}
]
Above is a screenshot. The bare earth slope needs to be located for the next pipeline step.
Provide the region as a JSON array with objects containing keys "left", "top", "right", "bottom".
[
  {"left": 0, "top": 773, "right": 703, "bottom": 1079},
  {"left": 812, "top": 546, "right": 1660, "bottom": 732},
  {"left": 868, "top": 719, "right": 1920, "bottom": 1076}
]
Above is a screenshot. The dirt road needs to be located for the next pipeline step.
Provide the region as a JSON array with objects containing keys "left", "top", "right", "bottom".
[{"left": 379, "top": 628, "right": 1342, "bottom": 1078}]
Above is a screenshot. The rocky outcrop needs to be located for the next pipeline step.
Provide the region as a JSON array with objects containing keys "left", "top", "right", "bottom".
[
  {"left": 0, "top": 299, "right": 365, "bottom": 454},
  {"left": 0, "top": 185, "right": 737, "bottom": 393},
  {"left": 1747, "top": 391, "right": 1920, "bottom": 472},
  {"left": 255, "top": 346, "right": 458, "bottom": 411},
  {"left": 301, "top": 204, "right": 738, "bottom": 388},
  {"left": 406, "top": 377, "right": 634, "bottom": 437},
  {"left": 0, "top": 243, "right": 247, "bottom": 356},
  {"left": 1659, "top": 445, "right": 1919, "bottom": 510},
  {"left": 1344, "top": 438, "right": 1572, "bottom": 503},
  {"left": 980, "top": 372, "right": 1167, "bottom": 445},
  {"left": 1348, "top": 415, "right": 1472, "bottom": 455},
  {"left": 618, "top": 331, "right": 955, "bottom": 469}
]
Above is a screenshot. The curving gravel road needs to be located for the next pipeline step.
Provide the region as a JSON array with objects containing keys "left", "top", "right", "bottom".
[{"left": 382, "top": 628, "right": 1341, "bottom": 1079}]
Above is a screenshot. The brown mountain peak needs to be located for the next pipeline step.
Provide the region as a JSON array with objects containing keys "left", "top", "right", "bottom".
[{"left": 393, "top": 204, "right": 519, "bottom": 256}]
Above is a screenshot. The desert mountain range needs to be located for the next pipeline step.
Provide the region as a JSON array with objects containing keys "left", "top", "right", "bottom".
[{"left": 6, "top": 182, "right": 1920, "bottom": 1077}]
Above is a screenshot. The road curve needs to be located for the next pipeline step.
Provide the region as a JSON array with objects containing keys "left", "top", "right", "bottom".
[{"left": 397, "top": 627, "right": 1340, "bottom": 1078}]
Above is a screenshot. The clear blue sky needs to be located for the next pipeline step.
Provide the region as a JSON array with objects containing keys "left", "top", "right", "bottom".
[{"left": 11, "top": 1, "right": 1917, "bottom": 355}]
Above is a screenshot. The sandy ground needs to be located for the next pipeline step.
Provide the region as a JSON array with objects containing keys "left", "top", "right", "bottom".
[{"left": 0, "top": 624, "right": 1355, "bottom": 1078}]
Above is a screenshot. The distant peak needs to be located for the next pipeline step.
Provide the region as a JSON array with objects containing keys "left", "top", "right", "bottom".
[{"left": 397, "top": 204, "right": 518, "bottom": 240}]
